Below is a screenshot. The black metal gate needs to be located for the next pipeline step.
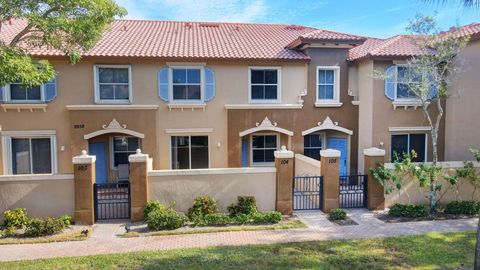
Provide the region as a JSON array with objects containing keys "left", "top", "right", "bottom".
[
  {"left": 94, "top": 182, "right": 130, "bottom": 221},
  {"left": 293, "top": 176, "right": 323, "bottom": 210},
  {"left": 339, "top": 174, "right": 367, "bottom": 208}
]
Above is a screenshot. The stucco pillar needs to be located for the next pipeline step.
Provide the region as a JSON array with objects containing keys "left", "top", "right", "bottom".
[
  {"left": 364, "top": 147, "right": 386, "bottom": 210},
  {"left": 72, "top": 150, "right": 96, "bottom": 225},
  {"left": 274, "top": 145, "right": 294, "bottom": 215},
  {"left": 129, "top": 149, "right": 149, "bottom": 222},
  {"left": 320, "top": 149, "right": 340, "bottom": 213}
]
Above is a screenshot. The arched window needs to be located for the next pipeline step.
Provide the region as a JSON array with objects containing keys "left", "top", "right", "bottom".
[{"left": 384, "top": 65, "right": 419, "bottom": 100}]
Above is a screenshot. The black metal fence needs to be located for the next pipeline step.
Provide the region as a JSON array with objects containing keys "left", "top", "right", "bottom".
[
  {"left": 339, "top": 174, "right": 368, "bottom": 208},
  {"left": 94, "top": 182, "right": 130, "bottom": 221},
  {"left": 293, "top": 176, "right": 323, "bottom": 210}
]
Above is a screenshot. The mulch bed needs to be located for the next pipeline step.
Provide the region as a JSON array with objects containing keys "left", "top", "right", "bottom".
[
  {"left": 329, "top": 216, "right": 358, "bottom": 226},
  {"left": 376, "top": 212, "right": 477, "bottom": 223}
]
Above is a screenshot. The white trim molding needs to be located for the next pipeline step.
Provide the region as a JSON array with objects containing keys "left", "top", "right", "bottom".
[
  {"left": 320, "top": 149, "right": 341, "bottom": 158},
  {"left": 66, "top": 105, "right": 158, "bottom": 111},
  {"left": 128, "top": 149, "right": 149, "bottom": 163},
  {"left": 316, "top": 66, "right": 341, "bottom": 106},
  {"left": 224, "top": 104, "right": 303, "bottom": 110},
  {"left": 388, "top": 126, "right": 431, "bottom": 132},
  {"left": 248, "top": 66, "right": 282, "bottom": 104},
  {"left": 167, "top": 103, "right": 206, "bottom": 111},
  {"left": 1, "top": 103, "right": 48, "bottom": 112},
  {"left": 239, "top": 117, "right": 294, "bottom": 137},
  {"left": 302, "top": 116, "right": 353, "bottom": 136},
  {"left": 363, "top": 147, "right": 386, "bottom": 157},
  {"left": 274, "top": 145, "right": 294, "bottom": 159},
  {"left": 72, "top": 150, "right": 96, "bottom": 164},
  {"left": 165, "top": 128, "right": 213, "bottom": 134},
  {"left": 84, "top": 118, "right": 145, "bottom": 140},
  {"left": 94, "top": 64, "right": 133, "bottom": 104},
  {"left": 0, "top": 174, "right": 74, "bottom": 182}
]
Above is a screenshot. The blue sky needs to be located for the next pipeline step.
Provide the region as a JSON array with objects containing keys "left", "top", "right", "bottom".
[{"left": 116, "top": 0, "right": 479, "bottom": 38}]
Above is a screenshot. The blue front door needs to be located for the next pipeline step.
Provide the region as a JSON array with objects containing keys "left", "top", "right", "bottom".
[
  {"left": 88, "top": 142, "right": 107, "bottom": 184},
  {"left": 327, "top": 137, "right": 348, "bottom": 175}
]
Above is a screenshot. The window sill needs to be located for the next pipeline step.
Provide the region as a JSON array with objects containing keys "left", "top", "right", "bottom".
[
  {"left": 1, "top": 103, "right": 48, "bottom": 112},
  {"left": 95, "top": 100, "right": 132, "bottom": 105},
  {"left": 351, "top": 100, "right": 360, "bottom": 106},
  {"left": 224, "top": 104, "right": 303, "bottom": 109},
  {"left": 392, "top": 100, "right": 426, "bottom": 110},
  {"left": 314, "top": 101, "right": 343, "bottom": 108},
  {"left": 66, "top": 105, "right": 159, "bottom": 111},
  {"left": 167, "top": 103, "right": 206, "bottom": 111}
]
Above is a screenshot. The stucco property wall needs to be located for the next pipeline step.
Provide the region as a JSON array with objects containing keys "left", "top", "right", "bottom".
[
  {"left": 445, "top": 40, "right": 480, "bottom": 161},
  {"left": 0, "top": 174, "right": 74, "bottom": 222},
  {"left": 148, "top": 167, "right": 276, "bottom": 213},
  {"left": 295, "top": 153, "right": 320, "bottom": 176}
]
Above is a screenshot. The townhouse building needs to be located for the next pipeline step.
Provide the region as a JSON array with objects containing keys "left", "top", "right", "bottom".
[{"left": 0, "top": 19, "right": 479, "bottom": 183}]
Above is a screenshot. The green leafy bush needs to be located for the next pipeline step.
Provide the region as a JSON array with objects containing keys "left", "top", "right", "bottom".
[
  {"left": 444, "top": 200, "right": 480, "bottom": 216},
  {"left": 329, "top": 209, "right": 347, "bottom": 220},
  {"left": 3, "top": 208, "right": 28, "bottom": 229},
  {"left": 25, "top": 218, "right": 65, "bottom": 237},
  {"left": 203, "top": 213, "right": 231, "bottom": 226},
  {"left": 231, "top": 213, "right": 250, "bottom": 224},
  {"left": 146, "top": 203, "right": 187, "bottom": 230},
  {"left": 58, "top": 215, "right": 72, "bottom": 226},
  {"left": 144, "top": 200, "right": 164, "bottom": 219},
  {"left": 227, "top": 196, "right": 257, "bottom": 216},
  {"left": 252, "top": 211, "right": 282, "bottom": 224},
  {"left": 187, "top": 195, "right": 219, "bottom": 223},
  {"left": 389, "top": 203, "right": 429, "bottom": 218}
]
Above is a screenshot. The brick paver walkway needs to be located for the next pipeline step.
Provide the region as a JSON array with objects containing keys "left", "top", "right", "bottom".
[{"left": 0, "top": 211, "right": 477, "bottom": 262}]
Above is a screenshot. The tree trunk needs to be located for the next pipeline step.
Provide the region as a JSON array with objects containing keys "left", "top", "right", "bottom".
[
  {"left": 475, "top": 215, "right": 480, "bottom": 270},
  {"left": 430, "top": 131, "right": 438, "bottom": 213}
]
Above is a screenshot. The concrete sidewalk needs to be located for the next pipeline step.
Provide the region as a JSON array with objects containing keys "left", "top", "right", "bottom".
[{"left": 0, "top": 210, "right": 477, "bottom": 262}]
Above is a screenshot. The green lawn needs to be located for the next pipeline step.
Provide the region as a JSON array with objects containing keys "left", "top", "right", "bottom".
[{"left": 0, "top": 231, "right": 475, "bottom": 270}]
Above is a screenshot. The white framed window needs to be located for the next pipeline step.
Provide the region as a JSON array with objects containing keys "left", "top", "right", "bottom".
[
  {"left": 170, "top": 135, "right": 209, "bottom": 169},
  {"left": 169, "top": 66, "right": 204, "bottom": 103},
  {"left": 94, "top": 65, "right": 132, "bottom": 104},
  {"left": 385, "top": 65, "right": 421, "bottom": 101},
  {"left": 1, "top": 131, "right": 57, "bottom": 175},
  {"left": 248, "top": 67, "right": 281, "bottom": 103},
  {"left": 250, "top": 133, "right": 278, "bottom": 166},
  {"left": 391, "top": 133, "right": 427, "bottom": 162},
  {"left": 304, "top": 133, "right": 325, "bottom": 160},
  {"left": 315, "top": 66, "right": 341, "bottom": 107},
  {"left": 110, "top": 136, "right": 141, "bottom": 169}
]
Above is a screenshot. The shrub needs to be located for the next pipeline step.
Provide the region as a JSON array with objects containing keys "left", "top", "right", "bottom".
[
  {"left": 252, "top": 211, "right": 282, "bottom": 224},
  {"left": 329, "top": 209, "right": 347, "bottom": 220},
  {"left": 445, "top": 200, "right": 480, "bottom": 216},
  {"left": 227, "top": 196, "right": 257, "bottom": 216},
  {"left": 25, "top": 218, "right": 65, "bottom": 237},
  {"left": 58, "top": 215, "right": 72, "bottom": 226},
  {"left": 187, "top": 195, "right": 219, "bottom": 222},
  {"left": 146, "top": 203, "right": 187, "bottom": 230},
  {"left": 231, "top": 213, "right": 250, "bottom": 224},
  {"left": 144, "top": 200, "right": 164, "bottom": 219},
  {"left": 203, "top": 213, "right": 231, "bottom": 226},
  {"left": 3, "top": 208, "right": 28, "bottom": 229},
  {"left": 389, "top": 203, "right": 429, "bottom": 218}
]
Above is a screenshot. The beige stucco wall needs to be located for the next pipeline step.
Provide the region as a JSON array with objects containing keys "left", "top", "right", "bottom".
[
  {"left": 295, "top": 153, "right": 320, "bottom": 176},
  {"left": 0, "top": 58, "right": 307, "bottom": 174},
  {"left": 445, "top": 40, "right": 480, "bottom": 161},
  {"left": 0, "top": 174, "right": 74, "bottom": 222},
  {"left": 357, "top": 60, "right": 374, "bottom": 172},
  {"left": 148, "top": 167, "right": 276, "bottom": 213}
]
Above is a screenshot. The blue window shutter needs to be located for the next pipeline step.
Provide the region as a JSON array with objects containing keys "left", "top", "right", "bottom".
[
  {"left": 385, "top": 65, "right": 396, "bottom": 100},
  {"left": 0, "top": 86, "right": 4, "bottom": 102},
  {"left": 204, "top": 67, "right": 215, "bottom": 102},
  {"left": 44, "top": 77, "right": 57, "bottom": 102},
  {"left": 158, "top": 67, "right": 169, "bottom": 102}
]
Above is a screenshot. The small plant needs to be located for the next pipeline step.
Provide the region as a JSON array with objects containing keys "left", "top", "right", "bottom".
[
  {"left": 3, "top": 208, "right": 29, "bottom": 230},
  {"left": 252, "top": 211, "right": 282, "bottom": 224},
  {"left": 389, "top": 203, "right": 429, "bottom": 218},
  {"left": 144, "top": 200, "right": 164, "bottom": 219},
  {"left": 231, "top": 213, "right": 250, "bottom": 224},
  {"left": 187, "top": 195, "right": 219, "bottom": 222},
  {"left": 58, "top": 215, "right": 72, "bottom": 226},
  {"left": 146, "top": 202, "right": 187, "bottom": 230},
  {"left": 329, "top": 209, "right": 347, "bottom": 220},
  {"left": 227, "top": 196, "right": 257, "bottom": 216},
  {"left": 203, "top": 213, "right": 231, "bottom": 226},
  {"left": 25, "top": 217, "right": 65, "bottom": 237},
  {"left": 444, "top": 200, "right": 480, "bottom": 216}
]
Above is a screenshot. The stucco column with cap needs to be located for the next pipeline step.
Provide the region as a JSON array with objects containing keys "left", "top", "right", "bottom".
[
  {"left": 129, "top": 149, "right": 150, "bottom": 222},
  {"left": 364, "top": 147, "right": 386, "bottom": 210},
  {"left": 72, "top": 150, "right": 96, "bottom": 225},
  {"left": 320, "top": 149, "right": 340, "bottom": 213},
  {"left": 274, "top": 145, "right": 294, "bottom": 215}
]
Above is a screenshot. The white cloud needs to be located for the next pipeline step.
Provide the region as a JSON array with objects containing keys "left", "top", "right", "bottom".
[{"left": 116, "top": 0, "right": 267, "bottom": 22}]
